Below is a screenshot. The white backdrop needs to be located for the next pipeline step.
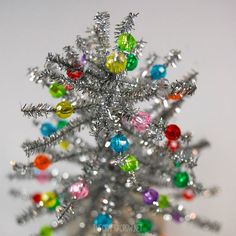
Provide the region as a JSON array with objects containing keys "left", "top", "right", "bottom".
[{"left": 0, "top": 0, "right": 235, "bottom": 235}]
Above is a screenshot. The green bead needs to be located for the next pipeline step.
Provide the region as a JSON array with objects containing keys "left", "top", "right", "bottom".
[
  {"left": 173, "top": 171, "right": 189, "bottom": 188},
  {"left": 55, "top": 100, "right": 74, "bottom": 119},
  {"left": 136, "top": 218, "right": 152, "bottom": 233},
  {"left": 174, "top": 161, "right": 182, "bottom": 168},
  {"left": 120, "top": 155, "right": 139, "bottom": 172},
  {"left": 126, "top": 54, "right": 138, "bottom": 71},
  {"left": 49, "top": 83, "right": 66, "bottom": 98},
  {"left": 105, "top": 52, "right": 127, "bottom": 74},
  {"left": 48, "top": 197, "right": 60, "bottom": 211},
  {"left": 57, "top": 120, "right": 68, "bottom": 130},
  {"left": 158, "top": 194, "right": 169, "bottom": 209},
  {"left": 39, "top": 225, "right": 53, "bottom": 236},
  {"left": 117, "top": 33, "right": 136, "bottom": 52}
]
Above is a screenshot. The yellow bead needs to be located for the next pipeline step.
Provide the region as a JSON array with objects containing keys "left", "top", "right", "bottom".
[
  {"left": 59, "top": 140, "right": 70, "bottom": 150},
  {"left": 41, "top": 192, "right": 57, "bottom": 208},
  {"left": 55, "top": 101, "right": 74, "bottom": 119},
  {"left": 105, "top": 52, "right": 127, "bottom": 74}
]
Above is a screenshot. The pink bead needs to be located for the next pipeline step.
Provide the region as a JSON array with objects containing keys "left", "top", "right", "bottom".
[
  {"left": 35, "top": 170, "right": 50, "bottom": 184},
  {"left": 69, "top": 181, "right": 89, "bottom": 200},
  {"left": 131, "top": 111, "right": 151, "bottom": 132}
]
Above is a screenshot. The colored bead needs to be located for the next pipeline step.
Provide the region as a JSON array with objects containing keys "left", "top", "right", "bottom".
[
  {"left": 165, "top": 124, "right": 181, "bottom": 141},
  {"left": 57, "top": 120, "right": 68, "bottom": 130},
  {"left": 173, "top": 171, "right": 189, "bottom": 188},
  {"left": 64, "top": 84, "right": 73, "bottom": 91},
  {"left": 110, "top": 134, "right": 129, "bottom": 153},
  {"left": 40, "top": 122, "right": 56, "bottom": 137},
  {"left": 59, "top": 140, "right": 70, "bottom": 150},
  {"left": 32, "top": 193, "right": 41, "bottom": 204},
  {"left": 105, "top": 52, "right": 127, "bottom": 74},
  {"left": 55, "top": 101, "right": 74, "bottom": 119},
  {"left": 41, "top": 192, "right": 57, "bottom": 208},
  {"left": 39, "top": 225, "right": 53, "bottom": 236},
  {"left": 143, "top": 188, "right": 159, "bottom": 205},
  {"left": 167, "top": 140, "right": 180, "bottom": 152},
  {"left": 49, "top": 83, "right": 66, "bottom": 98},
  {"left": 168, "top": 93, "right": 183, "bottom": 101},
  {"left": 120, "top": 155, "right": 139, "bottom": 172},
  {"left": 131, "top": 111, "right": 151, "bottom": 132},
  {"left": 48, "top": 197, "right": 60, "bottom": 211},
  {"left": 182, "top": 188, "right": 195, "bottom": 201},
  {"left": 67, "top": 68, "right": 83, "bottom": 80},
  {"left": 174, "top": 161, "right": 182, "bottom": 168},
  {"left": 150, "top": 64, "right": 166, "bottom": 80},
  {"left": 126, "top": 54, "right": 138, "bottom": 71},
  {"left": 136, "top": 218, "right": 152, "bottom": 233},
  {"left": 93, "top": 213, "right": 112, "bottom": 229},
  {"left": 69, "top": 181, "right": 89, "bottom": 200},
  {"left": 171, "top": 211, "right": 184, "bottom": 223},
  {"left": 80, "top": 54, "right": 87, "bottom": 65},
  {"left": 158, "top": 195, "right": 169, "bottom": 209},
  {"left": 34, "top": 154, "right": 51, "bottom": 171},
  {"left": 35, "top": 170, "right": 50, "bottom": 183},
  {"left": 117, "top": 33, "right": 136, "bottom": 52}
]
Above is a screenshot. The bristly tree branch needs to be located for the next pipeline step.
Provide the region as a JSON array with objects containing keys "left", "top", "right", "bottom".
[
  {"left": 115, "top": 12, "right": 139, "bottom": 38},
  {"left": 170, "top": 70, "right": 198, "bottom": 96},
  {"left": 163, "top": 49, "right": 182, "bottom": 68},
  {"left": 21, "top": 117, "right": 89, "bottom": 156},
  {"left": 21, "top": 103, "right": 55, "bottom": 118}
]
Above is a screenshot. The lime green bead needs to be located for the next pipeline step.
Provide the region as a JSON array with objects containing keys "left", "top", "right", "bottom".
[
  {"left": 39, "top": 225, "right": 53, "bottom": 236},
  {"left": 120, "top": 155, "right": 139, "bottom": 172},
  {"left": 117, "top": 33, "right": 136, "bottom": 52},
  {"left": 41, "top": 192, "right": 57, "bottom": 209},
  {"left": 105, "top": 52, "right": 127, "bottom": 74},
  {"left": 158, "top": 194, "right": 169, "bottom": 209},
  {"left": 49, "top": 83, "right": 66, "bottom": 98},
  {"left": 136, "top": 218, "right": 152, "bottom": 233},
  {"left": 57, "top": 120, "right": 68, "bottom": 130},
  {"left": 55, "top": 101, "right": 74, "bottom": 119},
  {"left": 126, "top": 54, "right": 138, "bottom": 71},
  {"left": 173, "top": 171, "right": 189, "bottom": 188}
]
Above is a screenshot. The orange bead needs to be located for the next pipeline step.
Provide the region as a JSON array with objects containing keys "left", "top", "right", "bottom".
[
  {"left": 168, "top": 93, "right": 183, "bottom": 101},
  {"left": 34, "top": 154, "right": 51, "bottom": 170}
]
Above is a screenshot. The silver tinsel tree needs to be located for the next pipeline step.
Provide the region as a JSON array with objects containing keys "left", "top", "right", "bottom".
[{"left": 9, "top": 12, "right": 220, "bottom": 236}]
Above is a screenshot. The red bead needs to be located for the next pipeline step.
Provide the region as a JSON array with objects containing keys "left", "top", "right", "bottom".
[
  {"left": 64, "top": 84, "right": 73, "bottom": 91},
  {"left": 182, "top": 189, "right": 195, "bottom": 201},
  {"left": 66, "top": 69, "right": 83, "bottom": 80},
  {"left": 32, "top": 193, "right": 41, "bottom": 204},
  {"left": 167, "top": 140, "right": 180, "bottom": 152},
  {"left": 34, "top": 154, "right": 51, "bottom": 171},
  {"left": 165, "top": 124, "right": 181, "bottom": 141}
]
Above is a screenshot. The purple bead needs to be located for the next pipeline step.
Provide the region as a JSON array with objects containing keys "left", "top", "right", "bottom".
[
  {"left": 171, "top": 211, "right": 184, "bottom": 223},
  {"left": 80, "top": 54, "right": 87, "bottom": 65},
  {"left": 143, "top": 188, "right": 159, "bottom": 205}
]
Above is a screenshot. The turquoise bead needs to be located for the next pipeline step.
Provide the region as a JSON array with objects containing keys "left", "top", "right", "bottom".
[
  {"left": 150, "top": 64, "right": 166, "bottom": 80},
  {"left": 93, "top": 213, "right": 112, "bottom": 229},
  {"left": 110, "top": 134, "right": 129, "bottom": 153},
  {"left": 40, "top": 123, "right": 56, "bottom": 137}
]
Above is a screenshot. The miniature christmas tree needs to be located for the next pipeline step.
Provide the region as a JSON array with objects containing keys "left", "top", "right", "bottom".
[{"left": 9, "top": 12, "right": 220, "bottom": 236}]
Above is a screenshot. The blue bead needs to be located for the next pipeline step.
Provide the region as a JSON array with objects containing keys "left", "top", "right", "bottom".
[
  {"left": 150, "top": 64, "right": 166, "bottom": 80},
  {"left": 110, "top": 134, "right": 129, "bottom": 153},
  {"left": 93, "top": 213, "right": 112, "bottom": 229},
  {"left": 40, "top": 122, "right": 57, "bottom": 137}
]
